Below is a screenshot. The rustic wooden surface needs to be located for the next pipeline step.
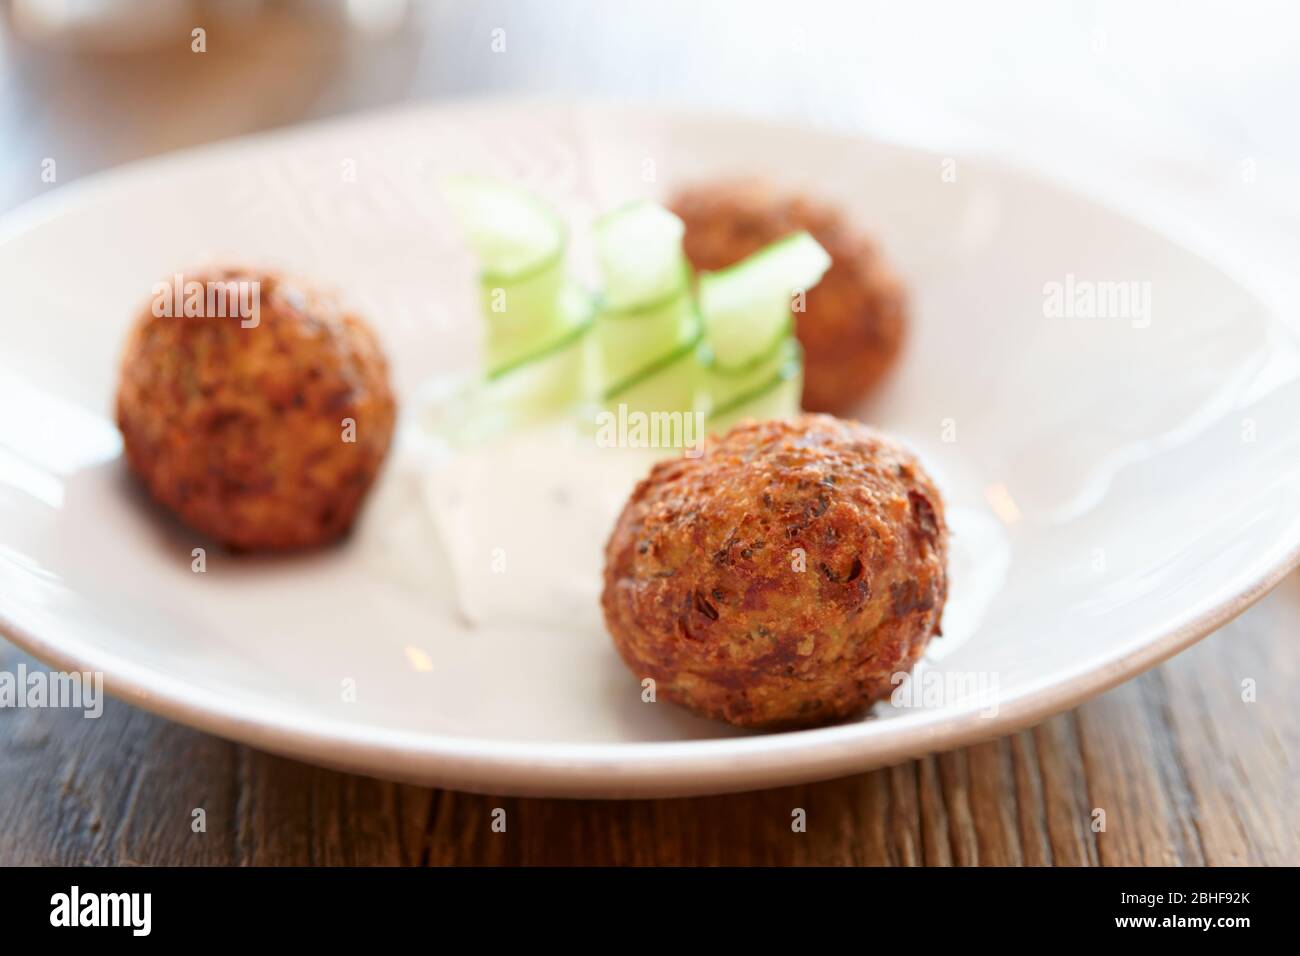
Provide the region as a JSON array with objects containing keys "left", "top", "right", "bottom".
[
  {"left": 2, "top": 572, "right": 1296, "bottom": 865},
  {"left": 1, "top": 1, "right": 1297, "bottom": 866}
]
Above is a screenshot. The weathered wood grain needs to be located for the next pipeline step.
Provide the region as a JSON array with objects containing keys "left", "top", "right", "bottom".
[{"left": 2, "top": 572, "right": 1296, "bottom": 865}]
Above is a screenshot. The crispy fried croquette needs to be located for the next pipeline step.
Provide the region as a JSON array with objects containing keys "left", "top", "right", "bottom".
[
  {"left": 601, "top": 414, "right": 948, "bottom": 729},
  {"left": 116, "top": 268, "right": 396, "bottom": 551},
  {"left": 672, "top": 180, "right": 906, "bottom": 414}
]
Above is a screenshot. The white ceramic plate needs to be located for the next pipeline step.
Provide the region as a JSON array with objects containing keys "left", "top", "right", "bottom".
[{"left": 3, "top": 99, "right": 1299, "bottom": 797}]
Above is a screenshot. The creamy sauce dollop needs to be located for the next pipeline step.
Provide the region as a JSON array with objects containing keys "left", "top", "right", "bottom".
[{"left": 360, "top": 374, "right": 672, "bottom": 629}]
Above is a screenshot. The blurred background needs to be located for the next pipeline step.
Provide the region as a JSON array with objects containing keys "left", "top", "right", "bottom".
[{"left": 3, "top": 0, "right": 1300, "bottom": 304}]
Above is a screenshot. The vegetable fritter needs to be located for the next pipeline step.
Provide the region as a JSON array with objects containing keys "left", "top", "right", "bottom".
[
  {"left": 116, "top": 268, "right": 396, "bottom": 551},
  {"left": 602, "top": 414, "right": 947, "bottom": 729}
]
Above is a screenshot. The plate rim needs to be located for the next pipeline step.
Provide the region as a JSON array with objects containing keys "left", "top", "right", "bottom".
[{"left": 3, "top": 95, "right": 1299, "bottom": 798}]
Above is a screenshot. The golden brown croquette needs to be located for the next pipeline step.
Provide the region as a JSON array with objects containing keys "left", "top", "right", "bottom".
[
  {"left": 602, "top": 414, "right": 947, "bottom": 729},
  {"left": 116, "top": 268, "right": 396, "bottom": 551}
]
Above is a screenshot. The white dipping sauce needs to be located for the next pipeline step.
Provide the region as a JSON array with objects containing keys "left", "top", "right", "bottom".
[
  {"left": 407, "top": 416, "right": 663, "bottom": 627},
  {"left": 366, "top": 385, "right": 665, "bottom": 632}
]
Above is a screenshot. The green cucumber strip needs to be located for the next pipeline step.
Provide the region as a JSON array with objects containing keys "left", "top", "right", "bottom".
[
  {"left": 596, "top": 294, "right": 698, "bottom": 397},
  {"left": 421, "top": 332, "right": 593, "bottom": 447},
  {"left": 443, "top": 177, "right": 585, "bottom": 382},
  {"left": 698, "top": 314, "right": 794, "bottom": 377},
  {"left": 592, "top": 200, "right": 697, "bottom": 407},
  {"left": 708, "top": 364, "right": 803, "bottom": 435},
  {"left": 443, "top": 176, "right": 566, "bottom": 280},
  {"left": 487, "top": 280, "right": 594, "bottom": 382},
  {"left": 698, "top": 231, "right": 830, "bottom": 369},
  {"left": 481, "top": 258, "right": 574, "bottom": 375},
  {"left": 486, "top": 324, "right": 594, "bottom": 425},
  {"left": 594, "top": 201, "right": 689, "bottom": 311},
  {"left": 706, "top": 338, "right": 803, "bottom": 422},
  {"left": 603, "top": 338, "right": 701, "bottom": 419},
  {"left": 603, "top": 325, "right": 703, "bottom": 406}
]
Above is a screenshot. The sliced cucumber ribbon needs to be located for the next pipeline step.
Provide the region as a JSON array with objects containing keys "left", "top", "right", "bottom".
[
  {"left": 443, "top": 176, "right": 566, "bottom": 280},
  {"left": 484, "top": 279, "right": 593, "bottom": 380},
  {"left": 697, "top": 231, "right": 830, "bottom": 371},
  {"left": 595, "top": 201, "right": 690, "bottom": 311},
  {"left": 596, "top": 296, "right": 699, "bottom": 399},
  {"left": 706, "top": 337, "right": 803, "bottom": 426},
  {"left": 442, "top": 185, "right": 825, "bottom": 440},
  {"left": 443, "top": 177, "right": 595, "bottom": 410},
  {"left": 593, "top": 202, "right": 699, "bottom": 414}
]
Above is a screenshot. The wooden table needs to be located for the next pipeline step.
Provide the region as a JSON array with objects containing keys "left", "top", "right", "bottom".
[
  {"left": 1, "top": 1, "right": 1296, "bottom": 866},
  {"left": 2, "top": 573, "right": 1295, "bottom": 865}
]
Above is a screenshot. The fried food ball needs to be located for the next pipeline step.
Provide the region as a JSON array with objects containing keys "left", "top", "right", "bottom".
[
  {"left": 116, "top": 268, "right": 396, "bottom": 551},
  {"left": 602, "top": 414, "right": 947, "bottom": 729},
  {"left": 672, "top": 179, "right": 906, "bottom": 414}
]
